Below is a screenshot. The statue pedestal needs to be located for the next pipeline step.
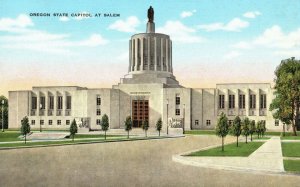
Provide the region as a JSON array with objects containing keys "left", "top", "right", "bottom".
[{"left": 146, "top": 22, "right": 155, "bottom": 33}]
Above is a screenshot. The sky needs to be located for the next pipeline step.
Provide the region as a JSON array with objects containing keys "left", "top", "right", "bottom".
[{"left": 0, "top": 0, "right": 300, "bottom": 97}]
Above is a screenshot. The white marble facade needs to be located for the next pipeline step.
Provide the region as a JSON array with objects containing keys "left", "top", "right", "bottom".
[{"left": 8, "top": 17, "right": 282, "bottom": 132}]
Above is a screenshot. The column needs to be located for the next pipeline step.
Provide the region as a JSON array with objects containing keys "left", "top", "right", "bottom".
[
  {"left": 235, "top": 89, "right": 239, "bottom": 115},
  {"left": 225, "top": 89, "right": 229, "bottom": 116},
  {"left": 170, "top": 40, "right": 173, "bottom": 73},
  {"left": 63, "top": 92, "right": 66, "bottom": 116},
  {"left": 147, "top": 37, "right": 150, "bottom": 70},
  {"left": 246, "top": 89, "right": 249, "bottom": 116},
  {"left": 45, "top": 92, "right": 49, "bottom": 116},
  {"left": 166, "top": 39, "right": 169, "bottom": 72},
  {"left": 256, "top": 89, "right": 260, "bottom": 116},
  {"left": 54, "top": 91, "right": 57, "bottom": 116},
  {"left": 132, "top": 40, "right": 135, "bottom": 71},
  {"left": 161, "top": 38, "right": 164, "bottom": 71},
  {"left": 37, "top": 92, "right": 40, "bottom": 116},
  {"left": 154, "top": 37, "right": 157, "bottom": 71},
  {"left": 141, "top": 37, "right": 144, "bottom": 71},
  {"left": 134, "top": 39, "right": 138, "bottom": 71},
  {"left": 128, "top": 40, "right": 132, "bottom": 72}
]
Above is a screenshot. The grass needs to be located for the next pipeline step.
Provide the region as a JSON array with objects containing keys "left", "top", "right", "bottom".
[
  {"left": 284, "top": 159, "right": 300, "bottom": 173},
  {"left": 281, "top": 142, "right": 300, "bottom": 157},
  {"left": 184, "top": 130, "right": 215, "bottom": 135},
  {"left": 0, "top": 136, "right": 166, "bottom": 149},
  {"left": 73, "top": 134, "right": 124, "bottom": 139},
  {"left": 187, "top": 142, "right": 264, "bottom": 157},
  {"left": 281, "top": 136, "right": 300, "bottom": 140},
  {"left": 0, "top": 131, "right": 22, "bottom": 142}
]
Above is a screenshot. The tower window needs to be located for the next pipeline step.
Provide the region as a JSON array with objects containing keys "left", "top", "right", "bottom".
[
  {"left": 239, "top": 94, "right": 245, "bottom": 109},
  {"left": 96, "top": 109, "right": 101, "bottom": 116},
  {"left": 219, "top": 95, "right": 225, "bottom": 109},
  {"left": 175, "top": 109, "right": 180, "bottom": 115},
  {"left": 260, "top": 94, "right": 267, "bottom": 109},
  {"left": 250, "top": 94, "right": 256, "bottom": 109},
  {"left": 229, "top": 95, "right": 235, "bottom": 109},
  {"left": 96, "top": 95, "right": 101, "bottom": 105},
  {"left": 57, "top": 96, "right": 63, "bottom": 110},
  {"left": 31, "top": 96, "right": 37, "bottom": 110},
  {"left": 176, "top": 95, "right": 180, "bottom": 105}
]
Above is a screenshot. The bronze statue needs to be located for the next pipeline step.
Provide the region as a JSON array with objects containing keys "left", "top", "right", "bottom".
[{"left": 147, "top": 6, "right": 154, "bottom": 22}]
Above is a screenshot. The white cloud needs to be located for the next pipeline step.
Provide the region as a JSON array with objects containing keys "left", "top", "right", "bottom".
[
  {"left": 156, "top": 20, "right": 204, "bottom": 43},
  {"left": 243, "top": 11, "right": 261, "bottom": 18},
  {"left": 108, "top": 16, "right": 140, "bottom": 32},
  {"left": 180, "top": 10, "right": 196, "bottom": 18},
  {"left": 0, "top": 14, "right": 109, "bottom": 54},
  {"left": 198, "top": 18, "right": 249, "bottom": 32},
  {"left": 232, "top": 41, "right": 252, "bottom": 49},
  {"left": 254, "top": 25, "right": 300, "bottom": 49},
  {"left": 0, "top": 14, "right": 33, "bottom": 32},
  {"left": 224, "top": 51, "right": 241, "bottom": 59},
  {"left": 59, "top": 16, "right": 70, "bottom": 22}
]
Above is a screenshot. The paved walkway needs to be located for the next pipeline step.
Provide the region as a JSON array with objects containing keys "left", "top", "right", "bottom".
[{"left": 173, "top": 136, "right": 285, "bottom": 173}]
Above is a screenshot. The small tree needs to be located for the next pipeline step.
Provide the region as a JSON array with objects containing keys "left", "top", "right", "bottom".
[
  {"left": 249, "top": 120, "right": 256, "bottom": 141},
  {"left": 124, "top": 116, "right": 132, "bottom": 139},
  {"left": 256, "top": 121, "right": 262, "bottom": 139},
  {"left": 230, "top": 116, "right": 241, "bottom": 147},
  {"left": 70, "top": 119, "right": 78, "bottom": 142},
  {"left": 142, "top": 120, "right": 149, "bottom": 137},
  {"left": 261, "top": 121, "right": 267, "bottom": 137},
  {"left": 215, "top": 112, "right": 229, "bottom": 151},
  {"left": 101, "top": 114, "right": 109, "bottom": 140},
  {"left": 156, "top": 118, "right": 162, "bottom": 137},
  {"left": 20, "top": 116, "right": 30, "bottom": 144},
  {"left": 242, "top": 117, "right": 250, "bottom": 143}
]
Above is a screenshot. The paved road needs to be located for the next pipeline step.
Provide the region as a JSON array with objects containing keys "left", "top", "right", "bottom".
[{"left": 0, "top": 135, "right": 299, "bottom": 187}]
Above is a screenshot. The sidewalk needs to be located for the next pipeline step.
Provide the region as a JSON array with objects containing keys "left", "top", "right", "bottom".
[{"left": 173, "top": 136, "right": 285, "bottom": 173}]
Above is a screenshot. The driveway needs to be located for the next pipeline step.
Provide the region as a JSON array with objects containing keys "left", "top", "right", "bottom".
[{"left": 0, "top": 135, "right": 299, "bottom": 187}]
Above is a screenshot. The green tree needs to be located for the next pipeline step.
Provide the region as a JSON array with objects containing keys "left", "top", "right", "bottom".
[
  {"left": 242, "top": 117, "right": 250, "bottom": 143},
  {"left": 124, "top": 116, "right": 132, "bottom": 139},
  {"left": 142, "top": 120, "right": 149, "bottom": 137},
  {"left": 101, "top": 114, "right": 109, "bottom": 140},
  {"left": 215, "top": 112, "right": 229, "bottom": 151},
  {"left": 20, "top": 116, "right": 30, "bottom": 144},
  {"left": 0, "top": 96, "right": 8, "bottom": 131},
  {"left": 229, "top": 116, "right": 241, "bottom": 147},
  {"left": 270, "top": 57, "right": 300, "bottom": 136},
  {"left": 249, "top": 120, "right": 256, "bottom": 141},
  {"left": 261, "top": 121, "right": 267, "bottom": 137},
  {"left": 70, "top": 119, "right": 78, "bottom": 142},
  {"left": 156, "top": 118, "right": 162, "bottom": 137},
  {"left": 256, "top": 121, "right": 262, "bottom": 139}
]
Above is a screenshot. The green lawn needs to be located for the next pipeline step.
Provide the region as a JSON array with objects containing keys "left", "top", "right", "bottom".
[
  {"left": 284, "top": 159, "right": 300, "bottom": 173},
  {"left": 187, "top": 142, "right": 264, "bottom": 157},
  {"left": 184, "top": 130, "right": 215, "bottom": 135},
  {"left": 281, "top": 142, "right": 300, "bottom": 157},
  {"left": 74, "top": 134, "right": 124, "bottom": 139},
  {"left": 281, "top": 136, "right": 300, "bottom": 140},
  {"left": 0, "top": 131, "right": 22, "bottom": 142},
  {"left": 0, "top": 136, "right": 166, "bottom": 149}
]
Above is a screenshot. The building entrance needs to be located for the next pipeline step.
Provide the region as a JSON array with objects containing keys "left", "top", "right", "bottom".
[{"left": 132, "top": 100, "right": 149, "bottom": 128}]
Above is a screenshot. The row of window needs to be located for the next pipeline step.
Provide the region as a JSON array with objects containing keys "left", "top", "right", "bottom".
[
  {"left": 194, "top": 119, "right": 279, "bottom": 126},
  {"left": 31, "top": 96, "right": 72, "bottom": 110},
  {"left": 31, "top": 119, "right": 70, "bottom": 126},
  {"left": 219, "top": 94, "right": 267, "bottom": 109}
]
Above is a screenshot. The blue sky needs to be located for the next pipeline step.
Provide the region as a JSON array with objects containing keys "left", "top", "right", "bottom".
[{"left": 0, "top": 0, "right": 300, "bottom": 96}]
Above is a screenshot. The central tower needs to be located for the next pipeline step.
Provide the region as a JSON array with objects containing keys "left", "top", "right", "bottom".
[{"left": 128, "top": 6, "right": 173, "bottom": 75}]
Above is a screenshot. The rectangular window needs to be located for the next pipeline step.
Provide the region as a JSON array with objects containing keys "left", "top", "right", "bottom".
[
  {"left": 66, "top": 120, "right": 70, "bottom": 125},
  {"left": 40, "top": 120, "right": 44, "bottom": 125},
  {"left": 206, "top": 120, "right": 211, "bottom": 126},
  {"left": 31, "top": 97, "right": 37, "bottom": 110},
  {"left": 96, "top": 109, "right": 101, "bottom": 116},
  {"left": 97, "top": 95, "right": 101, "bottom": 106},
  {"left": 229, "top": 95, "right": 235, "bottom": 109},
  {"left": 250, "top": 94, "right": 256, "bottom": 109},
  {"left": 49, "top": 96, "right": 54, "bottom": 110},
  {"left": 66, "top": 96, "right": 72, "bottom": 110},
  {"left": 175, "top": 109, "right": 180, "bottom": 115},
  {"left": 219, "top": 95, "right": 225, "bottom": 109},
  {"left": 57, "top": 120, "right": 61, "bottom": 125},
  {"left": 176, "top": 95, "right": 180, "bottom": 105},
  {"left": 260, "top": 94, "right": 267, "bottom": 109},
  {"left": 195, "top": 120, "right": 199, "bottom": 125},
  {"left": 57, "top": 96, "right": 63, "bottom": 110},
  {"left": 49, "top": 120, "right": 52, "bottom": 125},
  {"left": 239, "top": 94, "right": 245, "bottom": 109},
  {"left": 31, "top": 120, "right": 35, "bottom": 125},
  {"left": 96, "top": 119, "right": 101, "bottom": 125},
  {"left": 40, "top": 96, "right": 45, "bottom": 109},
  {"left": 275, "top": 120, "right": 279, "bottom": 126}
]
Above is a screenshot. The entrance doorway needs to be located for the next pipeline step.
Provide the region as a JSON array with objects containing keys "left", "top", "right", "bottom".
[{"left": 132, "top": 100, "right": 149, "bottom": 128}]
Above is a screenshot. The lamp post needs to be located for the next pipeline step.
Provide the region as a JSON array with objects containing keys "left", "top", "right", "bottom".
[
  {"left": 2, "top": 99, "right": 4, "bottom": 132},
  {"left": 166, "top": 99, "right": 169, "bottom": 135},
  {"left": 39, "top": 103, "right": 42, "bottom": 132},
  {"left": 183, "top": 104, "right": 185, "bottom": 134}
]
